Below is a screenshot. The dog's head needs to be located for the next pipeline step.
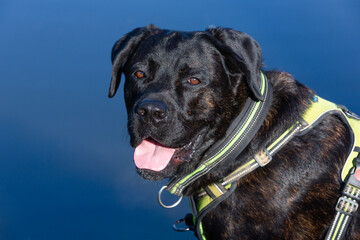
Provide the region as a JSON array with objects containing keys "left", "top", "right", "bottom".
[{"left": 109, "top": 25, "right": 263, "bottom": 181}]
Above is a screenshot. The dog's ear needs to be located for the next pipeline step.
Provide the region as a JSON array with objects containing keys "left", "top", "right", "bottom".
[
  {"left": 109, "top": 25, "right": 159, "bottom": 98},
  {"left": 206, "top": 27, "right": 264, "bottom": 101}
]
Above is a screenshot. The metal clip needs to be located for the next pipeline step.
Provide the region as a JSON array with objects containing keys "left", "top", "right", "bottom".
[
  {"left": 172, "top": 218, "right": 191, "bottom": 232},
  {"left": 339, "top": 105, "right": 360, "bottom": 120},
  {"left": 254, "top": 148, "right": 272, "bottom": 167},
  {"left": 336, "top": 197, "right": 358, "bottom": 216},
  {"left": 158, "top": 186, "right": 183, "bottom": 209}
]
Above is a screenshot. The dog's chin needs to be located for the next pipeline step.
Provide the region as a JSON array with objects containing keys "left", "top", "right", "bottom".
[{"left": 136, "top": 164, "right": 176, "bottom": 181}]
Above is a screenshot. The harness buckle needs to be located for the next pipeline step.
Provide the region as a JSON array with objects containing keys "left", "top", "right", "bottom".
[
  {"left": 158, "top": 186, "right": 183, "bottom": 209},
  {"left": 335, "top": 197, "right": 358, "bottom": 216},
  {"left": 343, "top": 184, "right": 360, "bottom": 201},
  {"left": 254, "top": 148, "right": 272, "bottom": 167}
]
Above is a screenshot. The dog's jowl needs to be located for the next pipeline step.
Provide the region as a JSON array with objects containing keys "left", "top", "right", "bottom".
[{"left": 109, "top": 25, "right": 360, "bottom": 240}]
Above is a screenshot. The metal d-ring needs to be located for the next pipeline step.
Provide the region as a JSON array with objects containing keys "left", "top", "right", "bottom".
[
  {"left": 158, "top": 185, "right": 183, "bottom": 209},
  {"left": 172, "top": 218, "right": 190, "bottom": 232}
]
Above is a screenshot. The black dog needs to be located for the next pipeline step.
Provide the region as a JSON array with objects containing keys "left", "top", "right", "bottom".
[{"left": 109, "top": 25, "right": 360, "bottom": 239}]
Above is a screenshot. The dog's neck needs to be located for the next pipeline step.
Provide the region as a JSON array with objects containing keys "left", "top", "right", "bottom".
[
  {"left": 182, "top": 71, "right": 315, "bottom": 196},
  {"left": 166, "top": 71, "right": 274, "bottom": 196}
]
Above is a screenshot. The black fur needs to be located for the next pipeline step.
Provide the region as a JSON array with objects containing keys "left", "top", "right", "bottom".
[{"left": 109, "top": 25, "right": 360, "bottom": 239}]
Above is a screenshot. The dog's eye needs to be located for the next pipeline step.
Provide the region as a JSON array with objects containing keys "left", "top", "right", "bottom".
[
  {"left": 134, "top": 70, "right": 146, "bottom": 79},
  {"left": 188, "top": 77, "right": 201, "bottom": 85}
]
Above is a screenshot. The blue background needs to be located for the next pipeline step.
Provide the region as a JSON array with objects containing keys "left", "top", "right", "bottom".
[{"left": 1, "top": 0, "right": 359, "bottom": 239}]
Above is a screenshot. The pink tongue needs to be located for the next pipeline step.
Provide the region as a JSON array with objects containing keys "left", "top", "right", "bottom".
[{"left": 134, "top": 139, "right": 176, "bottom": 171}]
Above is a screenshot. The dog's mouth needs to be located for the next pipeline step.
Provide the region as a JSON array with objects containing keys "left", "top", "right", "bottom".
[{"left": 134, "top": 137, "right": 199, "bottom": 172}]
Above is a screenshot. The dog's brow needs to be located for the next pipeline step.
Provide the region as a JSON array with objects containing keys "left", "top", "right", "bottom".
[{"left": 178, "top": 63, "right": 189, "bottom": 73}]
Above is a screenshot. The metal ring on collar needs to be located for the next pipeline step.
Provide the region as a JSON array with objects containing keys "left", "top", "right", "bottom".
[{"left": 158, "top": 185, "right": 183, "bottom": 209}]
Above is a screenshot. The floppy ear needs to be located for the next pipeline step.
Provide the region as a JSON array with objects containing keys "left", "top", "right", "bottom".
[
  {"left": 109, "top": 25, "right": 158, "bottom": 98},
  {"left": 206, "top": 27, "right": 264, "bottom": 101}
]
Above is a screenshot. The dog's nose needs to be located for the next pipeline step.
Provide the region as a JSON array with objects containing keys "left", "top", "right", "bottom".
[{"left": 136, "top": 100, "right": 169, "bottom": 123}]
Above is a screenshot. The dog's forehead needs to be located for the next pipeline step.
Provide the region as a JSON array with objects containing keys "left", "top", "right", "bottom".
[{"left": 133, "top": 31, "right": 216, "bottom": 64}]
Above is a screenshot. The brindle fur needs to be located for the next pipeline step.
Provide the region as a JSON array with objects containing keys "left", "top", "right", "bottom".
[{"left": 109, "top": 25, "right": 360, "bottom": 239}]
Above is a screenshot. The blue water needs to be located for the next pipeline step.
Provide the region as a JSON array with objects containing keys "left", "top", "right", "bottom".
[{"left": 1, "top": 0, "right": 359, "bottom": 239}]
